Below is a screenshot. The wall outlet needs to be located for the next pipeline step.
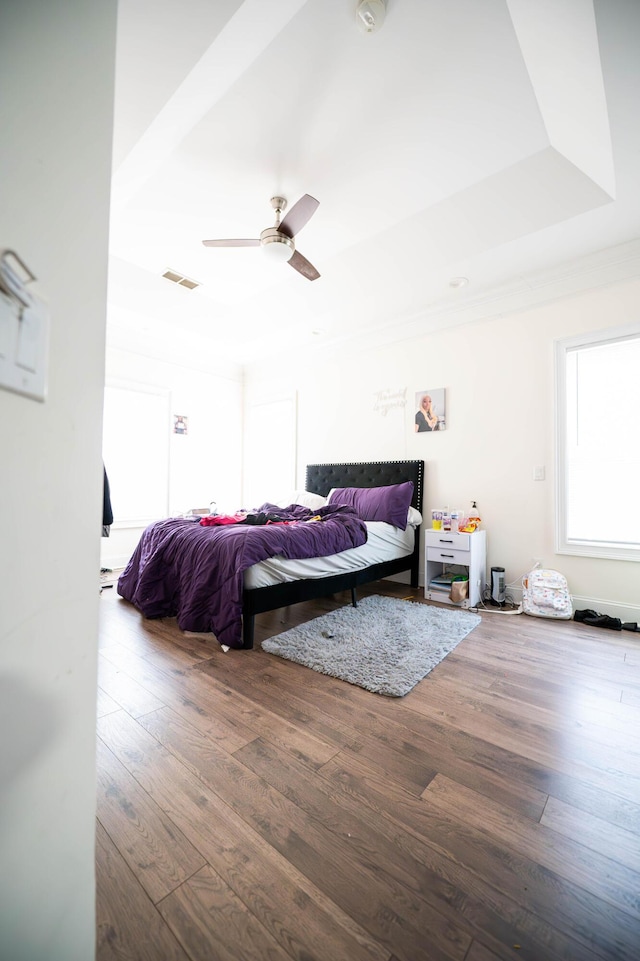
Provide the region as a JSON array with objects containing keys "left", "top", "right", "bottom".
[{"left": 532, "top": 558, "right": 542, "bottom": 568}]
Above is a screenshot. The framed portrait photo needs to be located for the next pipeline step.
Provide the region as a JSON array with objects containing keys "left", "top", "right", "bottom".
[
  {"left": 173, "top": 415, "right": 188, "bottom": 435},
  {"left": 414, "top": 388, "right": 445, "bottom": 432}
]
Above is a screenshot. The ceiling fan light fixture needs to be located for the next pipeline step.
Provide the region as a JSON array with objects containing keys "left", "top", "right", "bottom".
[
  {"left": 356, "top": 0, "right": 386, "bottom": 33},
  {"left": 260, "top": 229, "right": 295, "bottom": 264}
]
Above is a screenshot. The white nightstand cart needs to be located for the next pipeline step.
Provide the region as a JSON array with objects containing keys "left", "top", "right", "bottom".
[{"left": 424, "top": 529, "right": 486, "bottom": 608}]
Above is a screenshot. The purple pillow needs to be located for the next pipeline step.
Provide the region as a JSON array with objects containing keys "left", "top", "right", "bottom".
[{"left": 328, "top": 481, "right": 414, "bottom": 530}]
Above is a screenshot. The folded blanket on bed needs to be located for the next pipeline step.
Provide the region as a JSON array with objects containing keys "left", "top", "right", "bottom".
[{"left": 117, "top": 503, "right": 367, "bottom": 648}]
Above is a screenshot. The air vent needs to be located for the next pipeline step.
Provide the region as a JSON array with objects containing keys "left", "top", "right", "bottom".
[{"left": 162, "top": 269, "right": 201, "bottom": 290}]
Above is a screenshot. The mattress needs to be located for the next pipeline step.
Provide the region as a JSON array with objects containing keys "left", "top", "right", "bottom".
[{"left": 244, "top": 520, "right": 416, "bottom": 588}]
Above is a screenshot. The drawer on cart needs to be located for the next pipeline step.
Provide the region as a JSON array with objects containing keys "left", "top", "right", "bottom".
[
  {"left": 426, "top": 546, "right": 471, "bottom": 565},
  {"left": 425, "top": 531, "right": 470, "bottom": 551}
]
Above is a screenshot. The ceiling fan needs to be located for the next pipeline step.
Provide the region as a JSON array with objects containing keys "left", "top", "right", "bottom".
[{"left": 202, "top": 194, "right": 320, "bottom": 281}]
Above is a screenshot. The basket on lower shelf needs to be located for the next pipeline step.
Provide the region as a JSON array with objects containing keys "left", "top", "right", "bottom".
[{"left": 428, "top": 572, "right": 469, "bottom": 603}]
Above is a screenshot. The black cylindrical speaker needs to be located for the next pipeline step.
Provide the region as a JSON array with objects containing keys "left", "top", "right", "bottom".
[{"left": 491, "top": 566, "right": 506, "bottom": 604}]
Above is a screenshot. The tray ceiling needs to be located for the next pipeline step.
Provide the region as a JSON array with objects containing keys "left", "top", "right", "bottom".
[{"left": 108, "top": 0, "right": 640, "bottom": 364}]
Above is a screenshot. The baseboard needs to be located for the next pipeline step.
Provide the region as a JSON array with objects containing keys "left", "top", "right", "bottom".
[
  {"left": 569, "top": 593, "right": 640, "bottom": 625},
  {"left": 507, "top": 586, "right": 640, "bottom": 625},
  {"left": 418, "top": 572, "right": 640, "bottom": 624},
  {"left": 100, "top": 551, "right": 132, "bottom": 570}
]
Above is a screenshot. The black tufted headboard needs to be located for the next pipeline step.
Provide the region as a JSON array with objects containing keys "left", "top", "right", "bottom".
[{"left": 305, "top": 460, "right": 424, "bottom": 514}]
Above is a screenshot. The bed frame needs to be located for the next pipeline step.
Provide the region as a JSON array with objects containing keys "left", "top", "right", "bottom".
[{"left": 240, "top": 459, "right": 424, "bottom": 648}]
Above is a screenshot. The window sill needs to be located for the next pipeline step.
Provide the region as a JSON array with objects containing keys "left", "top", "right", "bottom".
[{"left": 556, "top": 541, "right": 640, "bottom": 563}]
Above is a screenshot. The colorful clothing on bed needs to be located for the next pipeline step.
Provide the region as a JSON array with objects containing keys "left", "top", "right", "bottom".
[
  {"left": 199, "top": 513, "right": 246, "bottom": 526},
  {"left": 199, "top": 509, "right": 321, "bottom": 527}
]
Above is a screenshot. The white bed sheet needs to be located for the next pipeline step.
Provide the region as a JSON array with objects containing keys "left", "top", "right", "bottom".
[{"left": 243, "top": 520, "right": 416, "bottom": 589}]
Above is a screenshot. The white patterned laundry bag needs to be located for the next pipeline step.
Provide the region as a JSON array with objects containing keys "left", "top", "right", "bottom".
[{"left": 522, "top": 568, "right": 573, "bottom": 619}]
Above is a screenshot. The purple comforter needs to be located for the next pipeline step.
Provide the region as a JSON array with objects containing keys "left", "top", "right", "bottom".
[{"left": 117, "top": 503, "right": 367, "bottom": 648}]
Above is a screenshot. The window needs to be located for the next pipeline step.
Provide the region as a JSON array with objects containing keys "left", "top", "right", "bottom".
[
  {"left": 102, "top": 382, "right": 170, "bottom": 526},
  {"left": 555, "top": 324, "right": 640, "bottom": 561}
]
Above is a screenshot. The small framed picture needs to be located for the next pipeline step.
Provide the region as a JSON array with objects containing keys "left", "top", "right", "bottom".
[
  {"left": 173, "top": 415, "right": 188, "bottom": 435},
  {"left": 414, "top": 388, "right": 445, "bottom": 432}
]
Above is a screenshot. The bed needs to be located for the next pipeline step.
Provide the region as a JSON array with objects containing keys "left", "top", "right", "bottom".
[
  {"left": 241, "top": 460, "right": 424, "bottom": 647},
  {"left": 118, "top": 460, "right": 424, "bottom": 650}
]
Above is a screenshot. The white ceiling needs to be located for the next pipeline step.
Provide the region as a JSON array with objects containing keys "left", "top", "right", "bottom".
[{"left": 107, "top": 0, "right": 640, "bottom": 365}]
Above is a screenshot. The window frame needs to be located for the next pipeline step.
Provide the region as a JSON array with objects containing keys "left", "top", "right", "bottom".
[{"left": 555, "top": 322, "right": 640, "bottom": 562}]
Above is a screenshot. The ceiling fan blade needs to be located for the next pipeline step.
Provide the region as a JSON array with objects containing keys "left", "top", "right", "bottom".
[
  {"left": 279, "top": 194, "right": 319, "bottom": 238},
  {"left": 288, "top": 250, "right": 320, "bottom": 281},
  {"left": 202, "top": 238, "right": 260, "bottom": 247}
]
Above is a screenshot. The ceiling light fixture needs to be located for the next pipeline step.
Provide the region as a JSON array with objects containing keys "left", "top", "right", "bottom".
[
  {"left": 260, "top": 229, "right": 294, "bottom": 263},
  {"left": 356, "top": 0, "right": 386, "bottom": 34},
  {"left": 449, "top": 276, "right": 469, "bottom": 289}
]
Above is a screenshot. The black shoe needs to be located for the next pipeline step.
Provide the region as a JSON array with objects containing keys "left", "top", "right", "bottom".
[
  {"left": 574, "top": 609, "right": 600, "bottom": 622},
  {"left": 583, "top": 614, "right": 622, "bottom": 631},
  {"left": 622, "top": 622, "right": 639, "bottom": 632}
]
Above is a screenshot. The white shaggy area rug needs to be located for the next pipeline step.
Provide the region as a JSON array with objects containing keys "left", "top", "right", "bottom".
[{"left": 261, "top": 594, "right": 481, "bottom": 697}]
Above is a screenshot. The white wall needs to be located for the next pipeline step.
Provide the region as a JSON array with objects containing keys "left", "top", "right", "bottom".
[
  {"left": 101, "top": 332, "right": 243, "bottom": 569},
  {"left": 245, "top": 276, "right": 640, "bottom": 621},
  {"left": 0, "top": 2, "right": 116, "bottom": 959}
]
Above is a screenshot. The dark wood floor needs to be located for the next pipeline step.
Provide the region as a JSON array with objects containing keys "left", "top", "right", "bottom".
[{"left": 96, "top": 581, "right": 640, "bottom": 961}]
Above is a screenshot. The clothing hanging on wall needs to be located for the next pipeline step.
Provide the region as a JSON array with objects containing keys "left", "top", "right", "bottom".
[{"left": 102, "top": 464, "right": 113, "bottom": 537}]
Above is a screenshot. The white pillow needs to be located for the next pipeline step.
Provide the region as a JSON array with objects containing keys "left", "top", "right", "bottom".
[
  {"left": 407, "top": 506, "right": 423, "bottom": 527},
  {"left": 274, "top": 490, "right": 327, "bottom": 510}
]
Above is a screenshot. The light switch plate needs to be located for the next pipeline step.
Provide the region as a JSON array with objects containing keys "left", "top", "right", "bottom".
[
  {"left": 0, "top": 294, "right": 49, "bottom": 401},
  {"left": 0, "top": 290, "right": 18, "bottom": 358}
]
